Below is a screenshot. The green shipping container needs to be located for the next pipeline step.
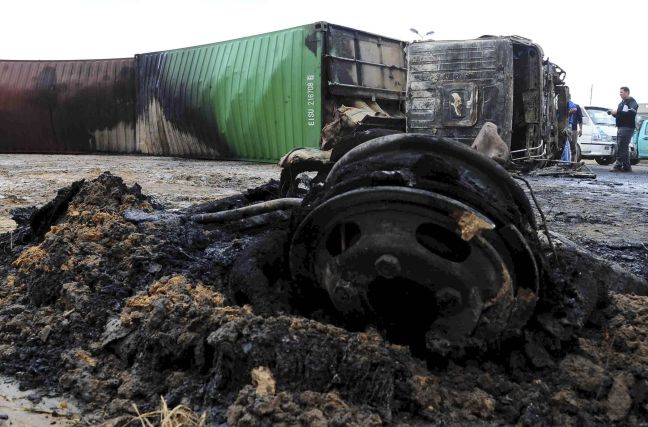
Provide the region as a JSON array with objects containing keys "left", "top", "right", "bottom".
[{"left": 136, "top": 22, "right": 407, "bottom": 162}]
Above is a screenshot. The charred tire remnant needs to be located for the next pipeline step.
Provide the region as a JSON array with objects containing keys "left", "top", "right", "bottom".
[
  {"left": 330, "top": 128, "right": 402, "bottom": 163},
  {"left": 279, "top": 162, "right": 330, "bottom": 198},
  {"left": 290, "top": 133, "right": 542, "bottom": 357}
]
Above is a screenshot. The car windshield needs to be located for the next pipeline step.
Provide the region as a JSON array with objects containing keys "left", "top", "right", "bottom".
[{"left": 586, "top": 108, "right": 616, "bottom": 126}]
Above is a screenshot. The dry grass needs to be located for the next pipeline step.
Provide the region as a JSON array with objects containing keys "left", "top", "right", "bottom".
[{"left": 129, "top": 397, "right": 206, "bottom": 427}]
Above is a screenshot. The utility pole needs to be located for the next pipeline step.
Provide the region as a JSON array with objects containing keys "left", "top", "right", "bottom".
[{"left": 589, "top": 84, "right": 593, "bottom": 105}]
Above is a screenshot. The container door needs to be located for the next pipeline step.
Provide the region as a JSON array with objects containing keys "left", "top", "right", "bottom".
[{"left": 324, "top": 23, "right": 407, "bottom": 101}]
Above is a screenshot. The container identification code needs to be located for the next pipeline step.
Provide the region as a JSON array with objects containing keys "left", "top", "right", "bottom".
[{"left": 306, "top": 74, "right": 316, "bottom": 126}]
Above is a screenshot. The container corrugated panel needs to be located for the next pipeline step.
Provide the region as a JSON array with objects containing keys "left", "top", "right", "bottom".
[
  {"left": 136, "top": 24, "right": 324, "bottom": 162},
  {"left": 0, "top": 59, "right": 136, "bottom": 153}
]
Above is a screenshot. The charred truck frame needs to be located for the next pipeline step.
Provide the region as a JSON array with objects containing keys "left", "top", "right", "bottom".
[
  {"left": 279, "top": 32, "right": 572, "bottom": 355},
  {"left": 407, "top": 36, "right": 568, "bottom": 160},
  {"left": 405, "top": 36, "right": 569, "bottom": 163},
  {"left": 0, "top": 25, "right": 568, "bottom": 164}
]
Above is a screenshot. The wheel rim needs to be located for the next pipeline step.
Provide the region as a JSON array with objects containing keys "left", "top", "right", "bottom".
[{"left": 291, "top": 133, "right": 540, "bottom": 355}]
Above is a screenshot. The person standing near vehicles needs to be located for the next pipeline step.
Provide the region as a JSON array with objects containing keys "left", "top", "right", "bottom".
[
  {"left": 567, "top": 98, "right": 583, "bottom": 163},
  {"left": 609, "top": 86, "right": 638, "bottom": 172}
]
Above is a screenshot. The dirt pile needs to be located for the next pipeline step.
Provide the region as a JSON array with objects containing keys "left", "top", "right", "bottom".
[
  {"left": 0, "top": 174, "right": 152, "bottom": 386},
  {"left": 1, "top": 173, "right": 648, "bottom": 426}
]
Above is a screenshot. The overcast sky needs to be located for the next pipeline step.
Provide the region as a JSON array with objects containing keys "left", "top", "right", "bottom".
[{"left": 1, "top": 0, "right": 646, "bottom": 109}]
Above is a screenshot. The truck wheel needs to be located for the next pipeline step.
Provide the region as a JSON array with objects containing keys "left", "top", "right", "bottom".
[
  {"left": 290, "top": 133, "right": 541, "bottom": 357},
  {"left": 595, "top": 157, "right": 614, "bottom": 165}
]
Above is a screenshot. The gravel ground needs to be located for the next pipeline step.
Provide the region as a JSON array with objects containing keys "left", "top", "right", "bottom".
[
  {"left": 0, "top": 154, "right": 280, "bottom": 233},
  {"left": 2, "top": 154, "right": 645, "bottom": 281},
  {"left": 522, "top": 161, "right": 648, "bottom": 279},
  {"left": 2, "top": 155, "right": 647, "bottom": 271}
]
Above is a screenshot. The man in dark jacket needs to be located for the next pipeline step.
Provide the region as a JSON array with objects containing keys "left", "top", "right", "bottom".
[{"left": 609, "top": 86, "right": 638, "bottom": 172}]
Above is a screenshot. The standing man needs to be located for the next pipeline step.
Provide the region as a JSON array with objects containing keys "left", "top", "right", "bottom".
[
  {"left": 567, "top": 97, "right": 583, "bottom": 163},
  {"left": 609, "top": 86, "right": 638, "bottom": 172}
]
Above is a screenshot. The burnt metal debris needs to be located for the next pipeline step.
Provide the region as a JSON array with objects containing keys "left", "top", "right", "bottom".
[
  {"left": 289, "top": 133, "right": 541, "bottom": 355},
  {"left": 112, "top": 130, "right": 613, "bottom": 358},
  {"left": 114, "top": 132, "right": 549, "bottom": 356},
  {"left": 406, "top": 36, "right": 569, "bottom": 165}
]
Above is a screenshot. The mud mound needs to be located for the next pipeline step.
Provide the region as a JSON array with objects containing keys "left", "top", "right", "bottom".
[
  {"left": 89, "top": 276, "right": 426, "bottom": 422},
  {"left": 0, "top": 174, "right": 153, "bottom": 385},
  {"left": 1, "top": 174, "right": 648, "bottom": 426},
  {"left": 219, "top": 294, "right": 648, "bottom": 426},
  {"left": 227, "top": 388, "right": 385, "bottom": 426}
]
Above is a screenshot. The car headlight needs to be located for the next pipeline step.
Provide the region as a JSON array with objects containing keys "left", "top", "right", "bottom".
[
  {"left": 595, "top": 127, "right": 610, "bottom": 142},
  {"left": 592, "top": 132, "right": 610, "bottom": 142}
]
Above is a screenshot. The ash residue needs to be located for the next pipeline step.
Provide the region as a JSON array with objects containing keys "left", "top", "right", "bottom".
[{"left": 1, "top": 173, "right": 648, "bottom": 425}]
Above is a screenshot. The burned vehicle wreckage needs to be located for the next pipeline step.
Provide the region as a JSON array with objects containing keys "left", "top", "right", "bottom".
[
  {"left": 1, "top": 27, "right": 648, "bottom": 426},
  {"left": 276, "top": 36, "right": 572, "bottom": 355}
]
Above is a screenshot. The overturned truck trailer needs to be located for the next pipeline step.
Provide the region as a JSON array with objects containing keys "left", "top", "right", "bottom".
[
  {"left": 406, "top": 36, "right": 569, "bottom": 162},
  {"left": 135, "top": 22, "right": 407, "bottom": 161},
  {"left": 0, "top": 28, "right": 568, "bottom": 163},
  {"left": 0, "top": 23, "right": 406, "bottom": 161}
]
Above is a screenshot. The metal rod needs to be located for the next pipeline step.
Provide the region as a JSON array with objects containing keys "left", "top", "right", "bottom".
[
  {"left": 510, "top": 142, "right": 545, "bottom": 154},
  {"left": 512, "top": 175, "right": 559, "bottom": 265},
  {"left": 511, "top": 144, "right": 547, "bottom": 161},
  {"left": 323, "top": 54, "right": 407, "bottom": 71},
  {"left": 327, "top": 82, "right": 404, "bottom": 94},
  {"left": 590, "top": 84, "right": 593, "bottom": 106},
  {"left": 524, "top": 158, "right": 584, "bottom": 165}
]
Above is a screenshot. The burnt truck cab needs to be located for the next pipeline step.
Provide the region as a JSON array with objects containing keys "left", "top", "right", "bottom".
[{"left": 406, "top": 36, "right": 569, "bottom": 163}]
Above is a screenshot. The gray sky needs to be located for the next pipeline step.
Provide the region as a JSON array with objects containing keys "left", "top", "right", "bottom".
[{"left": 2, "top": 0, "right": 646, "bottom": 109}]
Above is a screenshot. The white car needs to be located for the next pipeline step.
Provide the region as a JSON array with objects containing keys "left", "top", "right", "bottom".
[{"left": 578, "top": 106, "right": 617, "bottom": 165}]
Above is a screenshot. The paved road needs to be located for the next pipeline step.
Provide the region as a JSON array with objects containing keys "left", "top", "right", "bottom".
[
  {"left": 588, "top": 160, "right": 648, "bottom": 183},
  {"left": 524, "top": 160, "right": 648, "bottom": 278}
]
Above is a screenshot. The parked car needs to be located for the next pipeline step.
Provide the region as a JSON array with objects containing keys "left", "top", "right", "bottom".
[
  {"left": 631, "top": 117, "right": 648, "bottom": 164},
  {"left": 578, "top": 106, "right": 617, "bottom": 165}
]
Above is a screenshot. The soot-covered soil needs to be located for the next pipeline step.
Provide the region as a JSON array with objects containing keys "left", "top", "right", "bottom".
[{"left": 0, "top": 163, "right": 647, "bottom": 426}]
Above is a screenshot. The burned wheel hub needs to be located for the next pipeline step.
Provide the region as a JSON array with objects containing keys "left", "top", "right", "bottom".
[{"left": 290, "top": 134, "right": 541, "bottom": 356}]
